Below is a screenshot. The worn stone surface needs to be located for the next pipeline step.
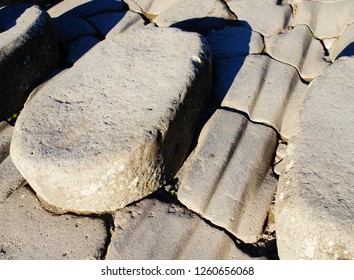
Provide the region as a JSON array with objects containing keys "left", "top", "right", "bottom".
[
  {"left": 48, "top": 0, "right": 127, "bottom": 18},
  {"left": 123, "top": 0, "right": 178, "bottom": 17},
  {"left": 106, "top": 198, "right": 253, "bottom": 259},
  {"left": 0, "top": 156, "right": 25, "bottom": 204},
  {"left": 265, "top": 25, "right": 330, "bottom": 81},
  {"left": 216, "top": 55, "right": 307, "bottom": 140},
  {"left": 0, "top": 4, "right": 60, "bottom": 121},
  {"left": 276, "top": 57, "right": 354, "bottom": 260},
  {"left": 64, "top": 35, "right": 100, "bottom": 65},
  {"left": 0, "top": 185, "right": 107, "bottom": 259},
  {"left": 205, "top": 25, "right": 264, "bottom": 59},
  {"left": 10, "top": 28, "right": 212, "bottom": 214},
  {"left": 178, "top": 109, "right": 278, "bottom": 243},
  {"left": 227, "top": 0, "right": 292, "bottom": 36},
  {"left": 329, "top": 23, "right": 354, "bottom": 60},
  {"left": 291, "top": 0, "right": 354, "bottom": 39},
  {"left": 0, "top": 122, "right": 13, "bottom": 164},
  {"left": 153, "top": 0, "right": 235, "bottom": 31},
  {"left": 88, "top": 11, "right": 145, "bottom": 38},
  {"left": 52, "top": 16, "right": 98, "bottom": 44}
]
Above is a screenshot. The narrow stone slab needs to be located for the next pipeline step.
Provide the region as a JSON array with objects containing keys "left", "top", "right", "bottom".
[
  {"left": 0, "top": 156, "right": 25, "bottom": 204},
  {"left": 106, "top": 198, "right": 253, "bottom": 259},
  {"left": 10, "top": 28, "right": 212, "bottom": 214},
  {"left": 0, "top": 122, "right": 13, "bottom": 163},
  {"left": 265, "top": 25, "right": 330, "bottom": 80},
  {"left": 0, "top": 4, "right": 60, "bottom": 121},
  {"left": 205, "top": 26, "right": 264, "bottom": 59},
  {"left": 227, "top": 0, "right": 292, "bottom": 36},
  {"left": 329, "top": 23, "right": 354, "bottom": 60},
  {"left": 47, "top": 0, "right": 127, "bottom": 18},
  {"left": 291, "top": 0, "right": 354, "bottom": 39},
  {"left": 0, "top": 185, "right": 107, "bottom": 259},
  {"left": 178, "top": 109, "right": 278, "bottom": 243},
  {"left": 216, "top": 55, "right": 307, "bottom": 140},
  {"left": 276, "top": 57, "right": 354, "bottom": 259},
  {"left": 88, "top": 11, "right": 145, "bottom": 38}
]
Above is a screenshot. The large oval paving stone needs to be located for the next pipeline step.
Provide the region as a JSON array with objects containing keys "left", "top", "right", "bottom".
[
  {"left": 276, "top": 57, "right": 354, "bottom": 259},
  {"left": 10, "top": 27, "right": 212, "bottom": 214}
]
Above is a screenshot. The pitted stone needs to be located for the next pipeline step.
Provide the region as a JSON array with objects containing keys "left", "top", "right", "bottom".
[
  {"left": 10, "top": 28, "right": 212, "bottom": 214},
  {"left": 276, "top": 57, "right": 354, "bottom": 259},
  {"left": 0, "top": 185, "right": 107, "bottom": 259}
]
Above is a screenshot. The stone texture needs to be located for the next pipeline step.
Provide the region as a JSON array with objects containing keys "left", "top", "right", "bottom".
[
  {"left": 153, "top": 0, "right": 235, "bottom": 32},
  {"left": 291, "top": 0, "right": 354, "bottom": 39},
  {"left": 227, "top": 0, "right": 292, "bottom": 36},
  {"left": 47, "top": 0, "right": 127, "bottom": 18},
  {"left": 329, "top": 23, "right": 354, "bottom": 60},
  {"left": 265, "top": 24, "right": 330, "bottom": 81},
  {"left": 10, "top": 28, "right": 212, "bottom": 214},
  {"left": 205, "top": 25, "right": 264, "bottom": 59},
  {"left": 216, "top": 55, "right": 307, "bottom": 140},
  {"left": 276, "top": 57, "right": 354, "bottom": 260},
  {"left": 0, "top": 185, "right": 107, "bottom": 259},
  {"left": 123, "top": 0, "right": 179, "bottom": 17},
  {"left": 0, "top": 4, "right": 60, "bottom": 121},
  {"left": 178, "top": 109, "right": 278, "bottom": 243},
  {"left": 52, "top": 16, "right": 98, "bottom": 44},
  {"left": 106, "top": 198, "right": 253, "bottom": 259},
  {"left": 0, "top": 122, "right": 13, "bottom": 163},
  {"left": 87, "top": 11, "right": 145, "bottom": 38},
  {"left": 64, "top": 35, "right": 100, "bottom": 65},
  {"left": 0, "top": 156, "right": 25, "bottom": 204}
]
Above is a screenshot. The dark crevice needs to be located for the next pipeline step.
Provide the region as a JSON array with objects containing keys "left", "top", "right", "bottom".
[
  {"left": 98, "top": 213, "right": 115, "bottom": 260},
  {"left": 219, "top": 0, "right": 238, "bottom": 20}
]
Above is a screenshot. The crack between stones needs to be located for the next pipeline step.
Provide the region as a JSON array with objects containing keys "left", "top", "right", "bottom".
[
  {"left": 218, "top": 0, "right": 239, "bottom": 20},
  {"left": 173, "top": 194, "right": 279, "bottom": 260},
  {"left": 121, "top": 0, "right": 158, "bottom": 25}
]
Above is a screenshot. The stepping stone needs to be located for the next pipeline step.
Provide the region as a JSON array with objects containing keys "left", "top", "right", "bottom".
[
  {"left": 153, "top": 0, "right": 236, "bottom": 32},
  {"left": 0, "top": 185, "right": 107, "bottom": 259},
  {"left": 64, "top": 35, "right": 100, "bottom": 65},
  {"left": 47, "top": 0, "right": 127, "bottom": 18},
  {"left": 10, "top": 28, "right": 212, "bottom": 214},
  {"left": 178, "top": 109, "right": 278, "bottom": 243},
  {"left": 226, "top": 0, "right": 292, "bottom": 36},
  {"left": 0, "top": 156, "right": 25, "bottom": 204},
  {"left": 216, "top": 55, "right": 307, "bottom": 140},
  {"left": 0, "top": 122, "right": 13, "bottom": 163},
  {"left": 106, "top": 198, "right": 254, "bottom": 259},
  {"left": 87, "top": 11, "right": 145, "bottom": 38},
  {"left": 329, "top": 23, "right": 354, "bottom": 60},
  {"left": 0, "top": 4, "right": 60, "bottom": 121},
  {"left": 276, "top": 57, "right": 354, "bottom": 259},
  {"left": 265, "top": 24, "right": 330, "bottom": 81},
  {"left": 52, "top": 16, "right": 98, "bottom": 44},
  {"left": 205, "top": 26, "right": 264, "bottom": 59},
  {"left": 291, "top": 0, "right": 354, "bottom": 39}
]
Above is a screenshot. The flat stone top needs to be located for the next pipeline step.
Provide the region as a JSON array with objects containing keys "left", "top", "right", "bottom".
[{"left": 12, "top": 27, "right": 209, "bottom": 167}]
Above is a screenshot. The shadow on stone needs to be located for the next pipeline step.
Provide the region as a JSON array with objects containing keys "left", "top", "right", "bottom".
[{"left": 337, "top": 42, "right": 354, "bottom": 59}]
